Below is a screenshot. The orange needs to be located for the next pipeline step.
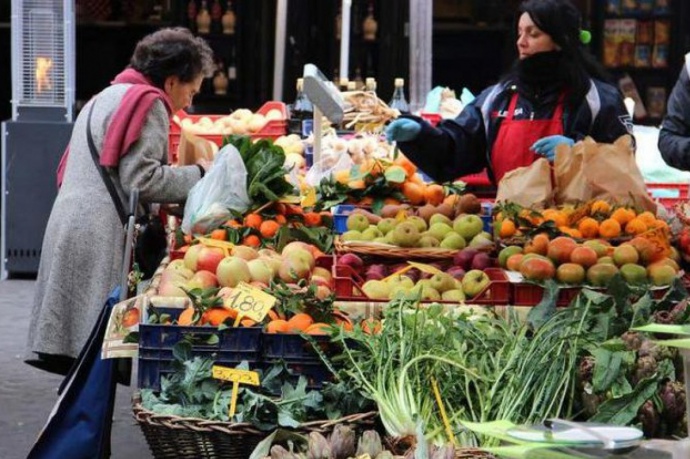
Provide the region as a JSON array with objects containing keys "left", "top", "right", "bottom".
[
  {"left": 266, "top": 319, "right": 289, "bottom": 333},
  {"left": 240, "top": 318, "right": 257, "bottom": 327},
  {"left": 611, "top": 207, "right": 636, "bottom": 226},
  {"left": 598, "top": 218, "right": 622, "bottom": 238},
  {"left": 542, "top": 209, "right": 568, "bottom": 228},
  {"left": 244, "top": 213, "right": 263, "bottom": 230},
  {"left": 121, "top": 308, "right": 140, "bottom": 328},
  {"left": 652, "top": 219, "right": 669, "bottom": 231},
  {"left": 625, "top": 218, "right": 647, "bottom": 235},
  {"left": 178, "top": 306, "right": 197, "bottom": 326},
  {"left": 259, "top": 220, "right": 281, "bottom": 238},
  {"left": 402, "top": 181, "right": 426, "bottom": 205},
  {"left": 591, "top": 200, "right": 612, "bottom": 215},
  {"left": 210, "top": 228, "right": 227, "bottom": 240},
  {"left": 559, "top": 227, "right": 582, "bottom": 239},
  {"left": 348, "top": 179, "right": 367, "bottom": 190},
  {"left": 498, "top": 219, "right": 517, "bottom": 238},
  {"left": 203, "top": 307, "right": 237, "bottom": 326},
  {"left": 636, "top": 211, "right": 657, "bottom": 227},
  {"left": 305, "top": 322, "right": 332, "bottom": 335},
  {"left": 424, "top": 184, "right": 445, "bottom": 206},
  {"left": 383, "top": 197, "right": 402, "bottom": 206},
  {"left": 274, "top": 214, "right": 287, "bottom": 225},
  {"left": 242, "top": 235, "right": 261, "bottom": 247},
  {"left": 303, "top": 212, "right": 322, "bottom": 227},
  {"left": 361, "top": 318, "right": 382, "bottom": 335},
  {"left": 286, "top": 313, "right": 314, "bottom": 332},
  {"left": 577, "top": 217, "right": 599, "bottom": 239},
  {"left": 333, "top": 311, "right": 354, "bottom": 332},
  {"left": 394, "top": 154, "right": 418, "bottom": 177}
]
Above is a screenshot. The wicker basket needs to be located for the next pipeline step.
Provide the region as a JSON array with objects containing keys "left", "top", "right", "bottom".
[
  {"left": 335, "top": 239, "right": 493, "bottom": 260},
  {"left": 133, "top": 395, "right": 378, "bottom": 459},
  {"left": 455, "top": 448, "right": 496, "bottom": 459}
]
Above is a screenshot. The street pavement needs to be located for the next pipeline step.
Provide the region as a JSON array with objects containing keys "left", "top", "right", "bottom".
[{"left": 0, "top": 279, "right": 152, "bottom": 459}]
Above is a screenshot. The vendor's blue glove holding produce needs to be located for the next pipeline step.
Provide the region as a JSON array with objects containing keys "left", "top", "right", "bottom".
[
  {"left": 531, "top": 135, "right": 575, "bottom": 162},
  {"left": 385, "top": 118, "right": 422, "bottom": 143}
]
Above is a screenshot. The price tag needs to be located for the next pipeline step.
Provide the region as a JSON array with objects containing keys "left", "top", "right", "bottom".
[
  {"left": 278, "top": 195, "right": 301, "bottom": 204},
  {"left": 224, "top": 282, "right": 277, "bottom": 324},
  {"left": 301, "top": 186, "right": 317, "bottom": 208},
  {"left": 195, "top": 237, "right": 235, "bottom": 257},
  {"left": 638, "top": 226, "right": 672, "bottom": 260},
  {"left": 212, "top": 366, "right": 260, "bottom": 418}
]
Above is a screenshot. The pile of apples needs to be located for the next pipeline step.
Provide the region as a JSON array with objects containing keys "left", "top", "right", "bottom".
[
  {"left": 499, "top": 234, "right": 680, "bottom": 287},
  {"left": 341, "top": 211, "right": 492, "bottom": 251},
  {"left": 173, "top": 107, "right": 285, "bottom": 137},
  {"left": 159, "top": 241, "right": 333, "bottom": 301},
  {"left": 335, "top": 250, "right": 494, "bottom": 302}
]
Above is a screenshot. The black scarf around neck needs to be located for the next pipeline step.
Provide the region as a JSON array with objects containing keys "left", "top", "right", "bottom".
[{"left": 516, "top": 51, "right": 566, "bottom": 88}]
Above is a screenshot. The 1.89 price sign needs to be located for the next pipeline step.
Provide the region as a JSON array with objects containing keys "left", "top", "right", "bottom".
[{"left": 224, "top": 282, "right": 277, "bottom": 323}]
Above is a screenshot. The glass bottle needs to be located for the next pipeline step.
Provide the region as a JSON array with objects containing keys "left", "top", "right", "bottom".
[
  {"left": 222, "top": 0, "right": 236, "bottom": 35},
  {"left": 363, "top": 1, "right": 377, "bottom": 42},
  {"left": 187, "top": 0, "right": 198, "bottom": 31},
  {"left": 389, "top": 78, "right": 410, "bottom": 114},
  {"left": 196, "top": 0, "right": 211, "bottom": 34},
  {"left": 289, "top": 78, "right": 314, "bottom": 136},
  {"left": 354, "top": 67, "right": 364, "bottom": 90},
  {"left": 365, "top": 77, "right": 377, "bottom": 96},
  {"left": 211, "top": 0, "right": 223, "bottom": 32},
  {"left": 227, "top": 44, "right": 238, "bottom": 89}
]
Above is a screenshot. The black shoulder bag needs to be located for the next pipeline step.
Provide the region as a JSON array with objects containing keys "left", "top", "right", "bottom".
[{"left": 85, "top": 103, "right": 167, "bottom": 279}]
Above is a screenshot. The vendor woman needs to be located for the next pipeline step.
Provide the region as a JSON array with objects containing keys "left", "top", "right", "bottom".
[{"left": 385, "top": 0, "right": 632, "bottom": 184}]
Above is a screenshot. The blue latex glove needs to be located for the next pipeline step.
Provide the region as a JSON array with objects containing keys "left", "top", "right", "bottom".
[
  {"left": 531, "top": 135, "right": 575, "bottom": 162},
  {"left": 385, "top": 119, "right": 422, "bottom": 144}
]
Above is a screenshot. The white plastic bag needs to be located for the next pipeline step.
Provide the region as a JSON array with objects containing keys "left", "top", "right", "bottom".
[
  {"left": 305, "top": 151, "right": 354, "bottom": 187},
  {"left": 181, "top": 144, "right": 251, "bottom": 234}
]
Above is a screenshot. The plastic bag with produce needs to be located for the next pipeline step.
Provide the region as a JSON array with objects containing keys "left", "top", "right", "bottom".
[
  {"left": 305, "top": 150, "right": 354, "bottom": 187},
  {"left": 181, "top": 144, "right": 251, "bottom": 234}
]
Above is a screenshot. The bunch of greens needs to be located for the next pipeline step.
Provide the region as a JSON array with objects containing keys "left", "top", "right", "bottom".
[
  {"left": 327, "top": 294, "right": 599, "bottom": 447},
  {"left": 225, "top": 135, "right": 295, "bottom": 208},
  {"left": 140, "top": 342, "right": 373, "bottom": 429}
]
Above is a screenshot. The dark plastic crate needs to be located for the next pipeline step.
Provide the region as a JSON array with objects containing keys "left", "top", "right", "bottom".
[
  {"left": 138, "top": 323, "right": 262, "bottom": 390},
  {"left": 261, "top": 332, "right": 333, "bottom": 362},
  {"left": 260, "top": 361, "right": 335, "bottom": 391},
  {"left": 512, "top": 283, "right": 582, "bottom": 307}
]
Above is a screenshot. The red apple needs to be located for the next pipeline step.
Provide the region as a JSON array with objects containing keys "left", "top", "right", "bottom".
[{"left": 196, "top": 247, "right": 226, "bottom": 273}]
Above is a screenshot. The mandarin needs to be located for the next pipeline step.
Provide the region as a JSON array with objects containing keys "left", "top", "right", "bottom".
[
  {"left": 625, "top": 218, "right": 648, "bottom": 235},
  {"left": 611, "top": 207, "right": 636, "bottom": 226},
  {"left": 598, "top": 218, "right": 622, "bottom": 238},
  {"left": 286, "top": 313, "right": 314, "bottom": 332},
  {"left": 259, "top": 220, "right": 281, "bottom": 238},
  {"left": 266, "top": 319, "right": 289, "bottom": 334},
  {"left": 577, "top": 217, "right": 599, "bottom": 239}
]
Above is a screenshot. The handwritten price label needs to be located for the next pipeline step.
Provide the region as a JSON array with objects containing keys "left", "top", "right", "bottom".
[
  {"left": 224, "top": 282, "right": 277, "bottom": 324},
  {"left": 195, "top": 237, "right": 235, "bottom": 257},
  {"left": 638, "top": 226, "right": 672, "bottom": 260},
  {"left": 212, "top": 366, "right": 260, "bottom": 418},
  {"left": 408, "top": 261, "right": 444, "bottom": 276},
  {"left": 300, "top": 186, "right": 317, "bottom": 208}
]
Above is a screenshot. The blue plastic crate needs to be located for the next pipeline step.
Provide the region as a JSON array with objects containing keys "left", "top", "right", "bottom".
[
  {"left": 138, "top": 323, "right": 262, "bottom": 390},
  {"left": 481, "top": 202, "right": 493, "bottom": 234},
  {"left": 332, "top": 204, "right": 356, "bottom": 234},
  {"left": 261, "top": 332, "right": 334, "bottom": 362}
]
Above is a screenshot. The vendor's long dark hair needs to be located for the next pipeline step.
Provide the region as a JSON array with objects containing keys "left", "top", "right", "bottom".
[{"left": 508, "top": 0, "right": 613, "bottom": 105}]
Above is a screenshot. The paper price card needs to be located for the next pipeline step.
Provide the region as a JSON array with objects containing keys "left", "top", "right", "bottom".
[
  {"left": 300, "top": 186, "right": 317, "bottom": 208},
  {"left": 212, "top": 366, "right": 260, "bottom": 418},
  {"left": 195, "top": 237, "right": 235, "bottom": 257},
  {"left": 225, "top": 282, "right": 277, "bottom": 324}
]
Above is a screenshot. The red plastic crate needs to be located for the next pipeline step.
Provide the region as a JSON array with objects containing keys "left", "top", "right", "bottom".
[
  {"left": 512, "top": 283, "right": 582, "bottom": 307},
  {"left": 458, "top": 170, "right": 492, "bottom": 187},
  {"left": 646, "top": 182, "right": 689, "bottom": 209},
  {"left": 168, "top": 101, "right": 288, "bottom": 163},
  {"left": 420, "top": 112, "right": 442, "bottom": 126}
]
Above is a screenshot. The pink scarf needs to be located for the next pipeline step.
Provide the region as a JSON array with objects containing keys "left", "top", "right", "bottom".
[{"left": 56, "top": 68, "right": 175, "bottom": 187}]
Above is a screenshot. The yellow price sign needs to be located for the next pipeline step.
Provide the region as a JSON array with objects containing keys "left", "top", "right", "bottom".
[
  {"left": 195, "top": 237, "right": 234, "bottom": 257},
  {"left": 224, "top": 282, "right": 277, "bottom": 324},
  {"left": 278, "top": 195, "right": 301, "bottom": 204},
  {"left": 301, "top": 186, "right": 317, "bottom": 208},
  {"left": 212, "top": 366, "right": 260, "bottom": 418}
]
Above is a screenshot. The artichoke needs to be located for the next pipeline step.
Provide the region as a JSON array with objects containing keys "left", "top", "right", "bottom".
[
  {"left": 637, "top": 399, "right": 660, "bottom": 438},
  {"left": 578, "top": 355, "right": 595, "bottom": 386},
  {"left": 430, "top": 444, "right": 455, "bottom": 459},
  {"left": 633, "top": 355, "right": 658, "bottom": 385},
  {"left": 660, "top": 380, "right": 686, "bottom": 425},
  {"left": 329, "top": 425, "right": 356, "bottom": 459},
  {"left": 621, "top": 331, "right": 643, "bottom": 351},
  {"left": 671, "top": 300, "right": 689, "bottom": 324},
  {"left": 653, "top": 310, "right": 674, "bottom": 325},
  {"left": 356, "top": 430, "right": 383, "bottom": 458},
  {"left": 271, "top": 445, "right": 302, "bottom": 459},
  {"left": 581, "top": 391, "right": 606, "bottom": 418},
  {"left": 307, "top": 432, "right": 332, "bottom": 459}
]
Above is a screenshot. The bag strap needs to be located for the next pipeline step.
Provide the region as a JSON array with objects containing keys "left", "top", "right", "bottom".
[{"left": 85, "top": 102, "right": 127, "bottom": 226}]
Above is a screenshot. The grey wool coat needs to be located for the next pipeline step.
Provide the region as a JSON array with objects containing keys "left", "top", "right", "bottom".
[{"left": 26, "top": 83, "right": 202, "bottom": 363}]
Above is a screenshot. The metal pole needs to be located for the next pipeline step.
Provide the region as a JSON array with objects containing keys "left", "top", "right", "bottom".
[
  {"left": 339, "top": 0, "right": 352, "bottom": 83},
  {"left": 272, "top": 0, "right": 288, "bottom": 101},
  {"left": 409, "top": 0, "right": 433, "bottom": 112}
]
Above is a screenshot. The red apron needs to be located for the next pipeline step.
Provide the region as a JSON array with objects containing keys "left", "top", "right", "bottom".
[{"left": 491, "top": 92, "right": 565, "bottom": 183}]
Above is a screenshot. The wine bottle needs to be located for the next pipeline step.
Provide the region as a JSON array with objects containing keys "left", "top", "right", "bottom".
[{"left": 289, "top": 78, "right": 314, "bottom": 136}]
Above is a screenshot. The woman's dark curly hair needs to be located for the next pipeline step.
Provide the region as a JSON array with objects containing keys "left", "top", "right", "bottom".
[{"left": 129, "top": 27, "right": 215, "bottom": 88}]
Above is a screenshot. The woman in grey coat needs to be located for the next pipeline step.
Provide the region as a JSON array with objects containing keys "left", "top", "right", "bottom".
[{"left": 25, "top": 28, "right": 215, "bottom": 375}]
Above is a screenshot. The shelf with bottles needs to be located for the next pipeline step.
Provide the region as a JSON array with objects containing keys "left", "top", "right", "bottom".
[
  {"left": 603, "top": 0, "right": 672, "bottom": 19},
  {"left": 601, "top": 14, "right": 671, "bottom": 70},
  {"left": 183, "top": 0, "right": 237, "bottom": 36}
]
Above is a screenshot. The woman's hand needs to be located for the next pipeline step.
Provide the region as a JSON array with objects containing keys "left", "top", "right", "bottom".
[
  {"left": 385, "top": 119, "right": 422, "bottom": 143},
  {"left": 531, "top": 135, "right": 574, "bottom": 162}
]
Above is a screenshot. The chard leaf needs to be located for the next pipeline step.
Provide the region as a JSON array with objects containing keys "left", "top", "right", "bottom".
[
  {"left": 631, "top": 293, "right": 653, "bottom": 327},
  {"left": 610, "top": 374, "right": 633, "bottom": 398},
  {"left": 278, "top": 409, "right": 301, "bottom": 428},
  {"left": 590, "top": 376, "right": 657, "bottom": 425},
  {"left": 526, "top": 280, "right": 559, "bottom": 330},
  {"left": 592, "top": 348, "right": 623, "bottom": 392}
]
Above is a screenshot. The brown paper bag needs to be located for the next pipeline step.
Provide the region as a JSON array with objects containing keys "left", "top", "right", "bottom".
[
  {"left": 581, "top": 135, "right": 657, "bottom": 212},
  {"left": 177, "top": 129, "right": 218, "bottom": 166},
  {"left": 553, "top": 137, "right": 597, "bottom": 204},
  {"left": 496, "top": 158, "right": 553, "bottom": 208}
]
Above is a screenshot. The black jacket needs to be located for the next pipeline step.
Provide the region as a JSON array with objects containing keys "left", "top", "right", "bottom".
[
  {"left": 397, "top": 78, "right": 633, "bottom": 184},
  {"left": 659, "top": 55, "right": 690, "bottom": 170}
]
